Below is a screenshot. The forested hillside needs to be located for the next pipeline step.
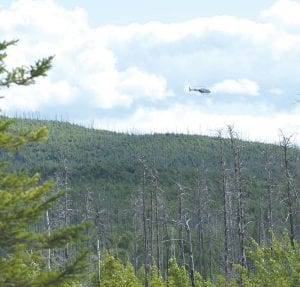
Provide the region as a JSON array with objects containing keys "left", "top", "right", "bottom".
[
  {"left": 2, "top": 35, "right": 300, "bottom": 287},
  {"left": 7, "top": 117, "right": 300, "bottom": 284}
]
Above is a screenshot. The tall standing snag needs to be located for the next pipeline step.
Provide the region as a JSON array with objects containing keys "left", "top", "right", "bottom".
[
  {"left": 218, "top": 130, "right": 231, "bottom": 279},
  {"left": 280, "top": 131, "right": 296, "bottom": 248},
  {"left": 150, "top": 167, "right": 162, "bottom": 275},
  {"left": 228, "top": 126, "right": 247, "bottom": 269},
  {"left": 138, "top": 154, "right": 149, "bottom": 287},
  {"left": 176, "top": 182, "right": 186, "bottom": 267},
  {"left": 185, "top": 218, "right": 195, "bottom": 287}
]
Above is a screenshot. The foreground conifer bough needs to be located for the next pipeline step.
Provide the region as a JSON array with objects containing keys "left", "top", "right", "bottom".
[{"left": 0, "top": 39, "right": 88, "bottom": 287}]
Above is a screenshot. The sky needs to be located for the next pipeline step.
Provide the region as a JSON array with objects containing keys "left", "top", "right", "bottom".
[{"left": 1, "top": 0, "right": 300, "bottom": 144}]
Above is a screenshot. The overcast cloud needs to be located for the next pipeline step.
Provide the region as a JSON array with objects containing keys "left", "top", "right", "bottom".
[{"left": 0, "top": 0, "right": 300, "bottom": 143}]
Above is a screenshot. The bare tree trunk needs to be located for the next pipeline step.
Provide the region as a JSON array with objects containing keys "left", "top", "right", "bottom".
[
  {"left": 149, "top": 177, "right": 154, "bottom": 267},
  {"left": 218, "top": 132, "right": 231, "bottom": 279},
  {"left": 152, "top": 169, "right": 161, "bottom": 275},
  {"left": 139, "top": 155, "right": 149, "bottom": 287},
  {"left": 280, "top": 132, "right": 296, "bottom": 248},
  {"left": 132, "top": 207, "right": 139, "bottom": 271},
  {"left": 195, "top": 174, "right": 206, "bottom": 279},
  {"left": 63, "top": 158, "right": 69, "bottom": 260},
  {"left": 161, "top": 203, "right": 170, "bottom": 283},
  {"left": 95, "top": 193, "right": 108, "bottom": 250},
  {"left": 84, "top": 187, "right": 93, "bottom": 221},
  {"left": 97, "top": 239, "right": 101, "bottom": 287},
  {"left": 228, "top": 126, "right": 246, "bottom": 268},
  {"left": 258, "top": 191, "right": 266, "bottom": 245},
  {"left": 185, "top": 219, "right": 195, "bottom": 287},
  {"left": 45, "top": 210, "right": 51, "bottom": 271},
  {"left": 264, "top": 148, "right": 274, "bottom": 240},
  {"left": 176, "top": 183, "right": 185, "bottom": 267},
  {"left": 207, "top": 214, "right": 213, "bottom": 281},
  {"left": 84, "top": 187, "right": 94, "bottom": 248}
]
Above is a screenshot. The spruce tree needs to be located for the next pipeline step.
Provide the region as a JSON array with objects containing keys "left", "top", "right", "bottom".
[{"left": 0, "top": 39, "right": 88, "bottom": 286}]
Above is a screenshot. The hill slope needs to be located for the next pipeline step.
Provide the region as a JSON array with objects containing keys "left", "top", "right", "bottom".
[{"left": 7, "top": 117, "right": 300, "bottom": 276}]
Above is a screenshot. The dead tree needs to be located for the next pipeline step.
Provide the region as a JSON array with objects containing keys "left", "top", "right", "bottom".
[
  {"left": 184, "top": 219, "right": 195, "bottom": 287},
  {"left": 138, "top": 154, "right": 149, "bottom": 287},
  {"left": 132, "top": 195, "right": 140, "bottom": 271},
  {"left": 176, "top": 182, "right": 186, "bottom": 267},
  {"left": 96, "top": 239, "right": 101, "bottom": 287},
  {"left": 218, "top": 131, "right": 231, "bottom": 279},
  {"left": 84, "top": 187, "right": 94, "bottom": 247},
  {"left": 62, "top": 157, "right": 70, "bottom": 259},
  {"left": 280, "top": 132, "right": 296, "bottom": 248},
  {"left": 95, "top": 193, "right": 108, "bottom": 252},
  {"left": 264, "top": 147, "right": 275, "bottom": 242},
  {"left": 45, "top": 210, "right": 51, "bottom": 271},
  {"left": 195, "top": 186, "right": 206, "bottom": 279},
  {"left": 54, "top": 155, "right": 72, "bottom": 263},
  {"left": 161, "top": 202, "right": 170, "bottom": 282},
  {"left": 150, "top": 167, "right": 161, "bottom": 275},
  {"left": 207, "top": 213, "right": 213, "bottom": 281},
  {"left": 228, "top": 126, "right": 247, "bottom": 268}
]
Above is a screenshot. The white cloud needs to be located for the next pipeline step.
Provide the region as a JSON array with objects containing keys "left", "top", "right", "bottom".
[
  {"left": 211, "top": 79, "right": 260, "bottom": 96},
  {"left": 100, "top": 15, "right": 276, "bottom": 45},
  {"left": 1, "top": 0, "right": 300, "bottom": 144},
  {"left": 0, "top": 0, "right": 89, "bottom": 38},
  {"left": 93, "top": 104, "right": 300, "bottom": 144},
  {"left": 0, "top": 0, "right": 173, "bottom": 110},
  {"left": 1, "top": 78, "right": 78, "bottom": 111},
  {"left": 260, "top": 0, "right": 300, "bottom": 26},
  {"left": 259, "top": 0, "right": 300, "bottom": 54},
  {"left": 119, "top": 67, "right": 174, "bottom": 101}
]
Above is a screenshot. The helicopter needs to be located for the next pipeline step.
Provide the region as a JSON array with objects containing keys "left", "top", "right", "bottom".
[{"left": 189, "top": 86, "right": 211, "bottom": 94}]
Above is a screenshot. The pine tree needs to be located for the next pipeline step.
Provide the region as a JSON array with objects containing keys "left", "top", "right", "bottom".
[
  {"left": 235, "top": 233, "right": 300, "bottom": 286},
  {"left": 0, "top": 39, "right": 88, "bottom": 286},
  {"left": 94, "top": 253, "right": 142, "bottom": 287},
  {"left": 167, "top": 258, "right": 190, "bottom": 287}
]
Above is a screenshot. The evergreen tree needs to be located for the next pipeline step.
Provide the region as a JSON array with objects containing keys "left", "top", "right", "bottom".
[
  {"left": 0, "top": 39, "right": 88, "bottom": 286},
  {"left": 235, "top": 233, "right": 300, "bottom": 287},
  {"left": 94, "top": 254, "right": 141, "bottom": 287},
  {"left": 150, "top": 265, "right": 165, "bottom": 287},
  {"left": 167, "top": 258, "right": 190, "bottom": 287}
]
